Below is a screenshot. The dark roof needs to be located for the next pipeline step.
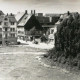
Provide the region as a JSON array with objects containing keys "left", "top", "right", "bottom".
[
  {"left": 24, "top": 15, "right": 43, "bottom": 30},
  {"left": 0, "top": 14, "right": 17, "bottom": 22},
  {"left": 0, "top": 10, "right": 4, "bottom": 15},
  {"left": 17, "top": 13, "right": 43, "bottom": 30},
  {"left": 36, "top": 16, "right": 50, "bottom": 23},
  {"left": 0, "top": 15, "right": 4, "bottom": 22},
  {"left": 45, "top": 14, "right": 61, "bottom": 17},
  {"left": 18, "top": 14, "right": 32, "bottom": 26},
  {"left": 42, "top": 25, "right": 54, "bottom": 28},
  {"left": 8, "top": 15, "right": 17, "bottom": 22}
]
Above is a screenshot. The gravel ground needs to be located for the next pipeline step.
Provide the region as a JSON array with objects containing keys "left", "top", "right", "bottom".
[{"left": 0, "top": 46, "right": 80, "bottom": 80}]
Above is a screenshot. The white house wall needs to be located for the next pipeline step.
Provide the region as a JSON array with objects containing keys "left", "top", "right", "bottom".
[
  {"left": 17, "top": 27, "right": 26, "bottom": 40},
  {"left": 10, "top": 23, "right": 17, "bottom": 37}
]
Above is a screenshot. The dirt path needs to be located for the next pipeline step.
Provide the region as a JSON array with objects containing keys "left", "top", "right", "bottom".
[{"left": 0, "top": 46, "right": 80, "bottom": 80}]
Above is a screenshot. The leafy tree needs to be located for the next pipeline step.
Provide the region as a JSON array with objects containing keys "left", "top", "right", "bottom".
[{"left": 48, "top": 12, "right": 80, "bottom": 69}]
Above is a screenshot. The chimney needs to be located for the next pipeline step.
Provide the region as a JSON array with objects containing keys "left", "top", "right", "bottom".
[
  {"left": 49, "top": 17, "right": 52, "bottom": 22},
  {"left": 7, "top": 13, "right": 8, "bottom": 16},
  {"left": 34, "top": 10, "right": 35, "bottom": 15},
  {"left": 10, "top": 13, "right": 13, "bottom": 16},
  {"left": 25, "top": 10, "right": 28, "bottom": 14},
  {"left": 31, "top": 10, "right": 33, "bottom": 14}
]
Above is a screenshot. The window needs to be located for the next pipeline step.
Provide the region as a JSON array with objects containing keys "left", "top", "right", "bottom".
[
  {"left": 5, "top": 28, "right": 8, "bottom": 31},
  {"left": 4, "top": 22, "right": 8, "bottom": 26},
  {"left": 4, "top": 18, "right": 8, "bottom": 20},
  {"left": 10, "top": 28, "right": 12, "bottom": 31},
  {"left": 13, "top": 28, "right": 15, "bottom": 31},
  {"left": 0, "top": 28, "right": 2, "bottom": 31},
  {"left": 18, "top": 31, "right": 24, "bottom": 34},
  {"left": 18, "top": 31, "right": 20, "bottom": 33},
  {"left": 5, "top": 34, "right": 8, "bottom": 38},
  {"left": 51, "top": 29, "right": 54, "bottom": 34},
  {"left": 10, "top": 34, "right": 15, "bottom": 37},
  {"left": 0, "top": 34, "right": 2, "bottom": 38},
  {"left": 11, "top": 22, "right": 15, "bottom": 25},
  {"left": 10, "top": 28, "right": 15, "bottom": 32}
]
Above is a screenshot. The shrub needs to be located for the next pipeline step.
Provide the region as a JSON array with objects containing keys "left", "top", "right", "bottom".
[
  {"left": 41, "top": 35, "right": 48, "bottom": 42},
  {"left": 48, "top": 12, "right": 80, "bottom": 69}
]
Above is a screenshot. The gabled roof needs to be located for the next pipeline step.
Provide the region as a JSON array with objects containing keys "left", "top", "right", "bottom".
[
  {"left": 0, "top": 10, "right": 4, "bottom": 15},
  {"left": 16, "top": 11, "right": 43, "bottom": 30},
  {"left": 42, "top": 25, "right": 54, "bottom": 28},
  {"left": 36, "top": 16, "right": 50, "bottom": 23},
  {"left": 18, "top": 14, "right": 32, "bottom": 26},
  {"left": 0, "top": 14, "right": 17, "bottom": 22},
  {"left": 8, "top": 15, "right": 17, "bottom": 22},
  {"left": 15, "top": 12, "right": 25, "bottom": 22},
  {"left": 0, "top": 15, "right": 4, "bottom": 22},
  {"left": 24, "top": 15, "right": 42, "bottom": 30}
]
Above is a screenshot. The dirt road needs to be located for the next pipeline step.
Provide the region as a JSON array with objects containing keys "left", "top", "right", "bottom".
[{"left": 0, "top": 45, "right": 80, "bottom": 80}]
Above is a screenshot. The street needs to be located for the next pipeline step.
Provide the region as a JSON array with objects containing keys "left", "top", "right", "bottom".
[{"left": 0, "top": 45, "right": 80, "bottom": 80}]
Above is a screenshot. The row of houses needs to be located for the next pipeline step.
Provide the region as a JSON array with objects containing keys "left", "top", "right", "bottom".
[{"left": 0, "top": 10, "right": 61, "bottom": 45}]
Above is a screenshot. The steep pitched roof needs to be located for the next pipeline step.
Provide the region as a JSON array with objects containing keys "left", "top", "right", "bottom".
[
  {"left": 24, "top": 15, "right": 42, "bottom": 30},
  {"left": 0, "top": 14, "right": 17, "bottom": 22},
  {"left": 0, "top": 15, "right": 4, "bottom": 22},
  {"left": 36, "top": 16, "right": 50, "bottom": 23},
  {"left": 18, "top": 14, "right": 32, "bottom": 26},
  {"left": 8, "top": 15, "right": 17, "bottom": 22},
  {"left": 15, "top": 12, "right": 25, "bottom": 22},
  {"left": 0, "top": 10, "right": 4, "bottom": 15}
]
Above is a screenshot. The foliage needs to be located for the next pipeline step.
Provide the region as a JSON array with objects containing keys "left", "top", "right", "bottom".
[
  {"left": 41, "top": 35, "right": 48, "bottom": 42},
  {"left": 48, "top": 12, "right": 80, "bottom": 69}
]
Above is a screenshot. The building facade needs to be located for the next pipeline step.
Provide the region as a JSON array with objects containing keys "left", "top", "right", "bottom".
[
  {"left": 16, "top": 10, "right": 61, "bottom": 43},
  {"left": 0, "top": 13, "right": 17, "bottom": 45},
  {"left": 16, "top": 10, "right": 43, "bottom": 42}
]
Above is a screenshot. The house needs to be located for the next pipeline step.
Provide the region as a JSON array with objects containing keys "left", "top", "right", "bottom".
[
  {"left": 36, "top": 13, "right": 60, "bottom": 42},
  {"left": 42, "top": 25, "right": 57, "bottom": 42},
  {"left": 16, "top": 10, "right": 43, "bottom": 42},
  {"left": 16, "top": 10, "right": 60, "bottom": 43},
  {"left": 0, "top": 13, "right": 17, "bottom": 45},
  {"left": 45, "top": 13, "right": 61, "bottom": 24}
]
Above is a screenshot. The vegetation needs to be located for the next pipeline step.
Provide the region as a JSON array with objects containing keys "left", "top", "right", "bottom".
[
  {"left": 41, "top": 35, "right": 48, "bottom": 42},
  {"left": 47, "top": 12, "right": 80, "bottom": 69}
]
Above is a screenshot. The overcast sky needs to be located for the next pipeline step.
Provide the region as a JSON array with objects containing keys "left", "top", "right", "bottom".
[{"left": 0, "top": 0, "right": 80, "bottom": 14}]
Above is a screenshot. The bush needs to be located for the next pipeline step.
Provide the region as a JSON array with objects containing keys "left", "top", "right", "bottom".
[
  {"left": 41, "top": 35, "right": 48, "bottom": 42},
  {"left": 48, "top": 12, "right": 80, "bottom": 70}
]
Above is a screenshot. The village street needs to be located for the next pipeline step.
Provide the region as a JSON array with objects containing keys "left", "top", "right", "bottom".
[{"left": 0, "top": 45, "right": 80, "bottom": 80}]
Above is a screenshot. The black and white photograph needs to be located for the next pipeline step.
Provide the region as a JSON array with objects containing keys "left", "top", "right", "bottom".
[{"left": 0, "top": 0, "right": 80, "bottom": 80}]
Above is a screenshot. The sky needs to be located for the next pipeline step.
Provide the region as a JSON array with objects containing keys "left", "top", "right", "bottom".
[{"left": 0, "top": 0, "right": 80, "bottom": 14}]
